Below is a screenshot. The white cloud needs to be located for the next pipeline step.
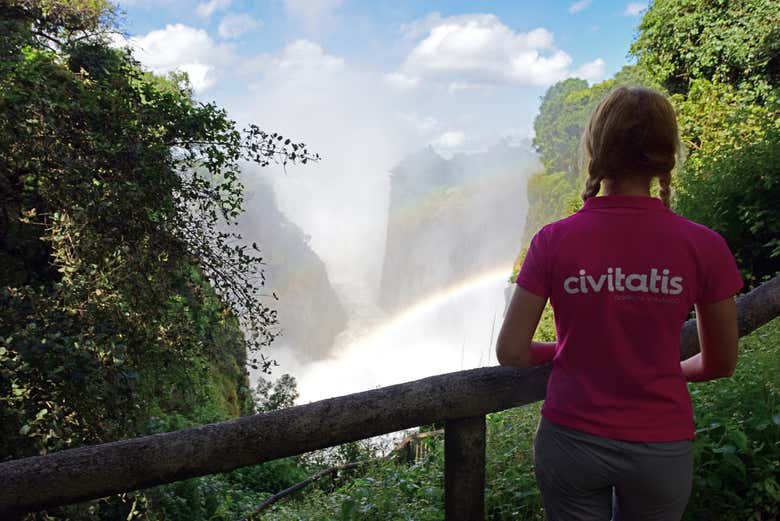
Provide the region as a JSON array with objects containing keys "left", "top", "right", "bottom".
[
  {"left": 446, "top": 81, "right": 487, "bottom": 94},
  {"left": 115, "top": 24, "right": 233, "bottom": 92},
  {"left": 432, "top": 130, "right": 466, "bottom": 149},
  {"left": 399, "top": 14, "right": 572, "bottom": 87},
  {"left": 196, "top": 0, "right": 231, "bottom": 18},
  {"left": 500, "top": 127, "right": 536, "bottom": 146},
  {"left": 624, "top": 2, "right": 647, "bottom": 16},
  {"left": 576, "top": 57, "right": 606, "bottom": 82},
  {"left": 274, "top": 39, "right": 345, "bottom": 74},
  {"left": 400, "top": 12, "right": 444, "bottom": 40},
  {"left": 447, "top": 81, "right": 471, "bottom": 94},
  {"left": 241, "top": 40, "right": 344, "bottom": 86},
  {"left": 568, "top": 0, "right": 591, "bottom": 14},
  {"left": 176, "top": 63, "right": 213, "bottom": 90},
  {"left": 218, "top": 13, "right": 260, "bottom": 39},
  {"left": 383, "top": 72, "right": 420, "bottom": 91},
  {"left": 399, "top": 113, "right": 439, "bottom": 134}
]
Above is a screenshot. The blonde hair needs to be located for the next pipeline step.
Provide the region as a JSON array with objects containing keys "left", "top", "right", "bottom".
[{"left": 581, "top": 87, "right": 680, "bottom": 207}]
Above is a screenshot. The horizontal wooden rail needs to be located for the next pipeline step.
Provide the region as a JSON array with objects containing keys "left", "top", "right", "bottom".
[
  {"left": 680, "top": 274, "right": 780, "bottom": 360},
  {"left": 0, "top": 364, "right": 551, "bottom": 515},
  {"left": 1, "top": 274, "right": 778, "bottom": 516}
]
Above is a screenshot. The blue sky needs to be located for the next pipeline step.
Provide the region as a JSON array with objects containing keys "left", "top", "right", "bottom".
[
  {"left": 115, "top": 0, "right": 648, "bottom": 150},
  {"left": 118, "top": 1, "right": 645, "bottom": 71}
]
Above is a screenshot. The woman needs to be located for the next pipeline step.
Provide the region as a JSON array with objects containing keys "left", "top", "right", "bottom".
[{"left": 496, "top": 87, "right": 742, "bottom": 521}]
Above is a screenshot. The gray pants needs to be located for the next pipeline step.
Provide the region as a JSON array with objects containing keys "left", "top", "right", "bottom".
[{"left": 533, "top": 417, "right": 693, "bottom": 521}]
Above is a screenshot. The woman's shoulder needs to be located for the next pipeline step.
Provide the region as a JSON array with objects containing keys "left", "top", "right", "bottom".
[
  {"left": 663, "top": 211, "right": 730, "bottom": 245},
  {"left": 535, "top": 207, "right": 732, "bottom": 255},
  {"left": 532, "top": 210, "right": 598, "bottom": 243},
  {"left": 536, "top": 212, "right": 582, "bottom": 235}
]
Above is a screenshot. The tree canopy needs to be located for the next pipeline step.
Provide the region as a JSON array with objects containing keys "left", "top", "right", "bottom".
[
  {"left": 0, "top": 0, "right": 315, "bottom": 493},
  {"left": 631, "top": 0, "right": 780, "bottom": 95}
]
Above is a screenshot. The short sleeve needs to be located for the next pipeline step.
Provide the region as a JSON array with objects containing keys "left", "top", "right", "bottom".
[
  {"left": 698, "top": 232, "right": 743, "bottom": 304},
  {"left": 515, "top": 229, "right": 552, "bottom": 298}
]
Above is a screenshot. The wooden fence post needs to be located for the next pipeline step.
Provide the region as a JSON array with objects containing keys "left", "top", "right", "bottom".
[{"left": 445, "top": 415, "right": 486, "bottom": 521}]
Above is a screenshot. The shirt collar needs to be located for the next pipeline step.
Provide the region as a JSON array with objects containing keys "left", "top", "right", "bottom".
[{"left": 582, "top": 194, "right": 666, "bottom": 210}]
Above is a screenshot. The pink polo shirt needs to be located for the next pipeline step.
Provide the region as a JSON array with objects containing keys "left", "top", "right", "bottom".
[{"left": 516, "top": 194, "right": 743, "bottom": 442}]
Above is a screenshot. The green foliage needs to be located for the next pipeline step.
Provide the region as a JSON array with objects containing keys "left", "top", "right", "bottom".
[
  {"left": 254, "top": 373, "right": 300, "bottom": 413},
  {"left": 674, "top": 80, "right": 779, "bottom": 158},
  {"left": 0, "top": 1, "right": 316, "bottom": 518},
  {"left": 532, "top": 78, "right": 589, "bottom": 176},
  {"left": 485, "top": 403, "right": 544, "bottom": 520},
  {"left": 684, "top": 318, "right": 780, "bottom": 520},
  {"left": 130, "top": 375, "right": 307, "bottom": 521},
  {"left": 672, "top": 80, "right": 780, "bottom": 284},
  {"left": 532, "top": 305, "right": 556, "bottom": 344},
  {"left": 522, "top": 171, "right": 580, "bottom": 243},
  {"left": 531, "top": 65, "right": 660, "bottom": 182},
  {"left": 148, "top": 458, "right": 309, "bottom": 521},
  {"left": 259, "top": 440, "right": 445, "bottom": 521},
  {"left": 631, "top": 0, "right": 780, "bottom": 95}
]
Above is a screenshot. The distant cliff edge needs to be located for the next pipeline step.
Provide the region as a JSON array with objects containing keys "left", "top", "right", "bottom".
[
  {"left": 240, "top": 181, "right": 347, "bottom": 362},
  {"left": 378, "top": 140, "right": 540, "bottom": 313}
]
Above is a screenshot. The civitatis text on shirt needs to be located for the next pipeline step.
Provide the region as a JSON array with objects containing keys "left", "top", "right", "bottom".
[{"left": 563, "top": 268, "right": 683, "bottom": 295}]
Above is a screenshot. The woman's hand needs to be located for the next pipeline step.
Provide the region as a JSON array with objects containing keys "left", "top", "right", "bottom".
[
  {"left": 496, "top": 286, "right": 556, "bottom": 368},
  {"left": 681, "top": 296, "right": 739, "bottom": 382}
]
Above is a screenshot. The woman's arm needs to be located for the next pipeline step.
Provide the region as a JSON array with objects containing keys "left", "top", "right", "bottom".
[
  {"left": 496, "top": 286, "right": 556, "bottom": 368},
  {"left": 681, "top": 296, "right": 739, "bottom": 382}
]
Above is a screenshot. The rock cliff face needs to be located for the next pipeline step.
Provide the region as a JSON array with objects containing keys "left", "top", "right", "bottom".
[
  {"left": 239, "top": 182, "right": 347, "bottom": 361},
  {"left": 378, "top": 141, "right": 539, "bottom": 313}
]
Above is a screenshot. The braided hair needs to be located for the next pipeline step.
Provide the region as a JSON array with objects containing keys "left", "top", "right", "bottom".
[{"left": 581, "top": 87, "right": 680, "bottom": 208}]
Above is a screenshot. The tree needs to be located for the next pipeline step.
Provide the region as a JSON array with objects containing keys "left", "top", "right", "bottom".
[
  {"left": 673, "top": 80, "right": 780, "bottom": 282},
  {"left": 631, "top": 0, "right": 780, "bottom": 96},
  {"left": 1, "top": 2, "right": 321, "bottom": 517},
  {"left": 254, "top": 374, "right": 300, "bottom": 412},
  {"left": 532, "top": 78, "right": 589, "bottom": 176},
  {"left": 0, "top": 0, "right": 315, "bottom": 470}
]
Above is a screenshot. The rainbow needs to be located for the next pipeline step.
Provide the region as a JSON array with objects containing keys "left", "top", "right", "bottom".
[{"left": 348, "top": 265, "right": 515, "bottom": 350}]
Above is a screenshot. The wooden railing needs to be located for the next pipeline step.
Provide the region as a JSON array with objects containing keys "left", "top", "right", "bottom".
[{"left": 1, "top": 275, "right": 778, "bottom": 520}]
